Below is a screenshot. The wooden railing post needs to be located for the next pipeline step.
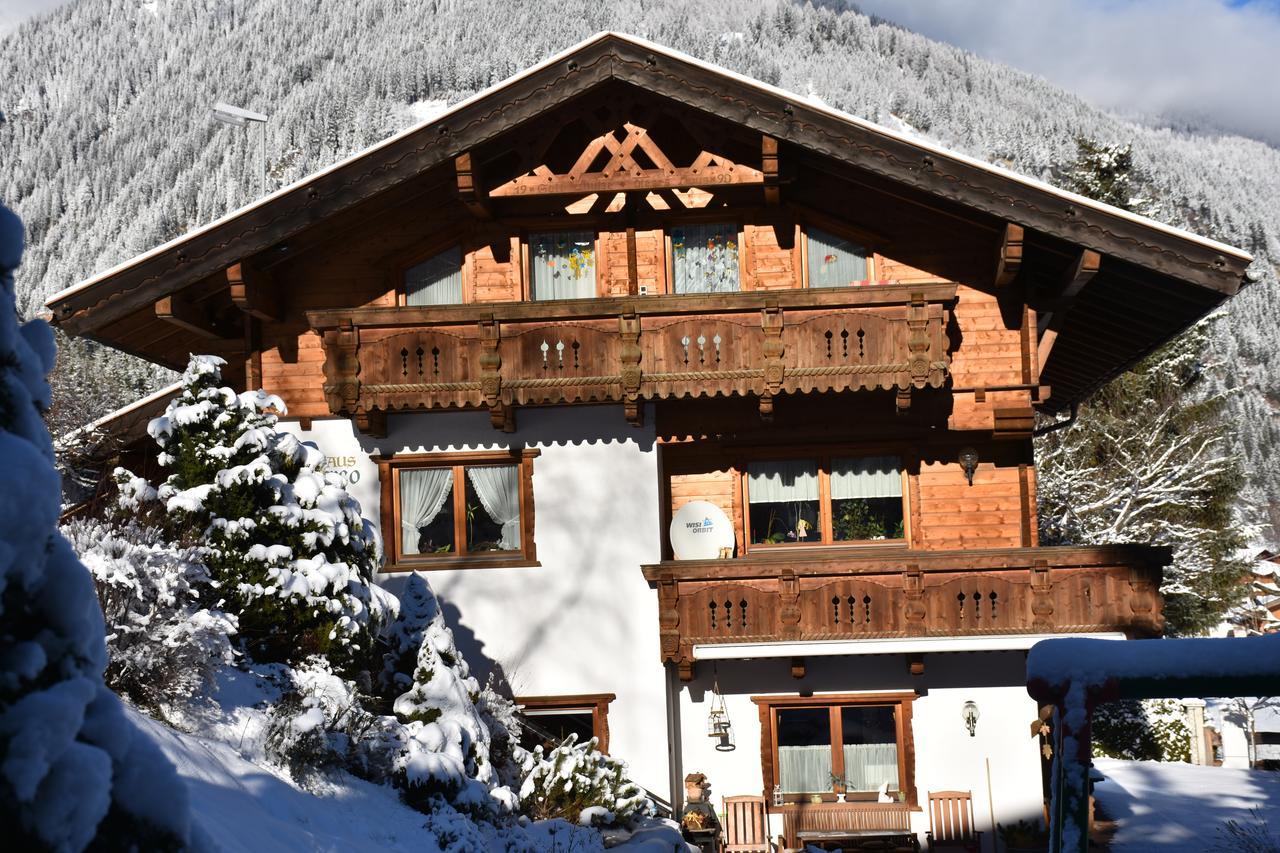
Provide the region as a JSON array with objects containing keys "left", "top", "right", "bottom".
[
  {"left": 321, "top": 321, "right": 360, "bottom": 417},
  {"left": 760, "top": 302, "right": 785, "bottom": 419},
  {"left": 1031, "top": 561, "right": 1055, "bottom": 632},
  {"left": 903, "top": 568, "right": 925, "bottom": 636},
  {"left": 478, "top": 315, "right": 511, "bottom": 431},
  {"left": 619, "top": 311, "right": 643, "bottom": 426},
  {"left": 779, "top": 570, "right": 800, "bottom": 639}
]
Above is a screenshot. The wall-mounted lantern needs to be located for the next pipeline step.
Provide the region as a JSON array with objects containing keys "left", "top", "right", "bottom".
[
  {"left": 958, "top": 446, "right": 980, "bottom": 486},
  {"left": 962, "top": 700, "right": 980, "bottom": 737}
]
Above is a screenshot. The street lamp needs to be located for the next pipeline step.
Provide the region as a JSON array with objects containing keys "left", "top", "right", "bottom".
[{"left": 211, "top": 102, "right": 269, "bottom": 198}]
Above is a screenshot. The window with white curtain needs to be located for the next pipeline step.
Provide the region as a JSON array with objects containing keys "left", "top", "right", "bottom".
[
  {"left": 405, "top": 246, "right": 463, "bottom": 306},
  {"left": 670, "top": 222, "right": 740, "bottom": 294},
  {"left": 831, "top": 456, "right": 904, "bottom": 541},
  {"left": 747, "top": 460, "right": 820, "bottom": 545},
  {"left": 530, "top": 231, "right": 596, "bottom": 300},
  {"left": 806, "top": 227, "right": 868, "bottom": 287},
  {"left": 744, "top": 455, "right": 905, "bottom": 548},
  {"left": 392, "top": 456, "right": 533, "bottom": 565},
  {"left": 767, "top": 698, "right": 911, "bottom": 804}
]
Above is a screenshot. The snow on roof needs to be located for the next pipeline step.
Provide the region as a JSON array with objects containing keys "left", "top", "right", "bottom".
[
  {"left": 46, "top": 32, "right": 1251, "bottom": 309},
  {"left": 54, "top": 381, "right": 181, "bottom": 449},
  {"left": 1027, "top": 634, "right": 1280, "bottom": 690}
]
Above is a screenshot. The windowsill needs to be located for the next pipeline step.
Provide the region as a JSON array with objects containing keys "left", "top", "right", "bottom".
[
  {"left": 383, "top": 557, "right": 541, "bottom": 573},
  {"left": 745, "top": 539, "right": 907, "bottom": 552},
  {"left": 774, "top": 801, "right": 920, "bottom": 812}
]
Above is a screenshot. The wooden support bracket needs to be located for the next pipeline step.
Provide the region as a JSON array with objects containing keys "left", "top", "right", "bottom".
[
  {"left": 1038, "top": 249, "right": 1101, "bottom": 366},
  {"left": 762, "top": 135, "right": 780, "bottom": 205},
  {"left": 790, "top": 657, "right": 806, "bottom": 680},
  {"left": 155, "top": 292, "right": 234, "bottom": 339},
  {"left": 995, "top": 223, "right": 1025, "bottom": 289},
  {"left": 227, "top": 262, "right": 281, "bottom": 321},
  {"left": 455, "top": 152, "right": 492, "bottom": 220},
  {"left": 907, "top": 653, "right": 925, "bottom": 677}
]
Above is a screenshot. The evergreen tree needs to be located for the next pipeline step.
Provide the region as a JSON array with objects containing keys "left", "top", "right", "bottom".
[
  {"left": 1037, "top": 142, "right": 1249, "bottom": 633},
  {"left": 1061, "top": 138, "right": 1152, "bottom": 214},
  {"left": 0, "top": 205, "right": 191, "bottom": 850},
  {"left": 118, "top": 354, "right": 380, "bottom": 668}
]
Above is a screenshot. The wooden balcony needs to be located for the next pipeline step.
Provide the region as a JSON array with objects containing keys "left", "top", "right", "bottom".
[
  {"left": 639, "top": 545, "right": 1167, "bottom": 678},
  {"left": 306, "top": 284, "right": 954, "bottom": 432}
]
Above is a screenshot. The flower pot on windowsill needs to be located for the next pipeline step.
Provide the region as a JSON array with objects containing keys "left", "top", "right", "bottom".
[{"left": 808, "top": 794, "right": 824, "bottom": 804}]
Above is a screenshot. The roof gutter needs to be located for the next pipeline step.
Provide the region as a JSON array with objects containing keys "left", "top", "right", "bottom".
[{"left": 1032, "top": 401, "right": 1079, "bottom": 438}]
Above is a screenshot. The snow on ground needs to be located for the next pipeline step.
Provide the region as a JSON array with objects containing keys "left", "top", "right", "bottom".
[
  {"left": 1093, "top": 757, "right": 1280, "bottom": 851},
  {"left": 131, "top": 708, "right": 439, "bottom": 853},
  {"left": 133, "top": 664, "right": 691, "bottom": 852}
]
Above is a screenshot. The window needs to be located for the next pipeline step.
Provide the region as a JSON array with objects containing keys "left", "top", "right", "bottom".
[
  {"left": 670, "top": 222, "right": 740, "bottom": 294},
  {"left": 530, "top": 231, "right": 596, "bottom": 300},
  {"left": 756, "top": 694, "right": 916, "bottom": 805},
  {"left": 381, "top": 450, "right": 537, "bottom": 569},
  {"left": 806, "top": 227, "right": 869, "bottom": 287},
  {"left": 745, "top": 455, "right": 905, "bottom": 547},
  {"left": 405, "top": 245, "right": 463, "bottom": 306},
  {"left": 518, "top": 694, "right": 614, "bottom": 753}
]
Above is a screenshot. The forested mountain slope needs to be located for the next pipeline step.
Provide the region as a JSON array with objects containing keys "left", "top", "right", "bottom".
[{"left": 2, "top": 0, "right": 1277, "bottom": 529}]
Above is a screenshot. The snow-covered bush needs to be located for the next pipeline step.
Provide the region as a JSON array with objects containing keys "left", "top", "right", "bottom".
[
  {"left": 62, "top": 517, "right": 236, "bottom": 714},
  {"left": 519, "top": 734, "right": 650, "bottom": 826},
  {"left": 1092, "top": 698, "right": 1193, "bottom": 763},
  {"left": 118, "top": 354, "right": 381, "bottom": 669},
  {"left": 264, "top": 657, "right": 402, "bottom": 785},
  {"left": 0, "top": 204, "right": 192, "bottom": 849}
]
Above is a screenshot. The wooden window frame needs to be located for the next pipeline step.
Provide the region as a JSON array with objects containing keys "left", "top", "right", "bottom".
[
  {"left": 518, "top": 693, "right": 615, "bottom": 752},
  {"left": 664, "top": 218, "right": 746, "bottom": 296},
  {"left": 378, "top": 448, "right": 539, "bottom": 572},
  {"left": 752, "top": 692, "right": 918, "bottom": 809},
  {"left": 799, "top": 222, "right": 877, "bottom": 290},
  {"left": 740, "top": 451, "right": 908, "bottom": 553},
  {"left": 522, "top": 228, "right": 604, "bottom": 301}
]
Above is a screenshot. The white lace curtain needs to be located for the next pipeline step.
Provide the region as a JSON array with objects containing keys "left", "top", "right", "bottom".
[
  {"left": 531, "top": 231, "right": 596, "bottom": 300},
  {"left": 841, "top": 743, "right": 899, "bottom": 791},
  {"left": 830, "top": 456, "right": 902, "bottom": 500},
  {"left": 778, "top": 744, "right": 833, "bottom": 793},
  {"left": 467, "top": 465, "right": 521, "bottom": 550},
  {"left": 671, "top": 222, "right": 740, "bottom": 294},
  {"left": 778, "top": 744, "right": 899, "bottom": 793},
  {"left": 405, "top": 246, "right": 463, "bottom": 306},
  {"left": 400, "top": 468, "right": 454, "bottom": 555},
  {"left": 747, "top": 460, "right": 819, "bottom": 503},
  {"left": 807, "top": 228, "right": 868, "bottom": 287}
]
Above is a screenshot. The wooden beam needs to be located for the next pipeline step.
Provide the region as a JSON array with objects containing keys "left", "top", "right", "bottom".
[
  {"left": 1038, "top": 249, "right": 1102, "bottom": 366},
  {"left": 455, "top": 152, "right": 491, "bottom": 220},
  {"left": 154, "top": 293, "right": 233, "bottom": 339},
  {"left": 994, "top": 223, "right": 1025, "bottom": 288},
  {"left": 762, "top": 135, "right": 780, "bottom": 205},
  {"left": 491, "top": 164, "right": 765, "bottom": 198},
  {"left": 226, "top": 262, "right": 280, "bottom": 321}
]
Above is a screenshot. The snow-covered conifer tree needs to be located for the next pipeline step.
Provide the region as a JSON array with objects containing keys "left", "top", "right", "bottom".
[
  {"left": 120, "top": 355, "right": 380, "bottom": 668},
  {"left": 382, "top": 573, "right": 515, "bottom": 813},
  {"left": 0, "top": 205, "right": 192, "bottom": 850}
]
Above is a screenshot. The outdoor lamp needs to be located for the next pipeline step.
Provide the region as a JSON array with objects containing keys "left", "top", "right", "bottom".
[
  {"left": 958, "top": 446, "right": 980, "bottom": 486},
  {"left": 962, "top": 700, "right": 980, "bottom": 737}
]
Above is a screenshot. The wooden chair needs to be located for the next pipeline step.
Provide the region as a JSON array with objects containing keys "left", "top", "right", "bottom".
[
  {"left": 926, "top": 791, "right": 982, "bottom": 852},
  {"left": 723, "top": 795, "right": 770, "bottom": 853}
]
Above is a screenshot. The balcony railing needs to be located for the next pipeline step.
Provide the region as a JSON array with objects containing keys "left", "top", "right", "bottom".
[
  {"left": 307, "top": 284, "right": 954, "bottom": 430},
  {"left": 639, "top": 544, "right": 1167, "bottom": 678}
]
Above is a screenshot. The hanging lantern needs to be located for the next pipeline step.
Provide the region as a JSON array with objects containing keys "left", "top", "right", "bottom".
[{"left": 707, "top": 679, "right": 733, "bottom": 742}]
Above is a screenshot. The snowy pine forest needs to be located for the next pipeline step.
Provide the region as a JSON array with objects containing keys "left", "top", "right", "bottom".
[{"left": 2, "top": 0, "right": 1279, "bottom": 531}]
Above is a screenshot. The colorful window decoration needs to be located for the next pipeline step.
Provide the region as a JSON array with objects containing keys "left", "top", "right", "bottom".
[
  {"left": 671, "top": 222, "right": 740, "bottom": 294},
  {"left": 405, "top": 246, "right": 463, "bottom": 306},
  {"left": 807, "top": 228, "right": 869, "bottom": 287},
  {"left": 530, "top": 231, "right": 596, "bottom": 300}
]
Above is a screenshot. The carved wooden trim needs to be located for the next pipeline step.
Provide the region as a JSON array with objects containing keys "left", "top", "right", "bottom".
[
  {"left": 759, "top": 303, "right": 785, "bottom": 419},
  {"left": 321, "top": 323, "right": 360, "bottom": 416},
  {"left": 619, "top": 311, "right": 643, "bottom": 425}
]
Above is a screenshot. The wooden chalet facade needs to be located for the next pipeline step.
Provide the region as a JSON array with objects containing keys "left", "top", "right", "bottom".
[{"left": 50, "top": 33, "right": 1250, "bottom": 849}]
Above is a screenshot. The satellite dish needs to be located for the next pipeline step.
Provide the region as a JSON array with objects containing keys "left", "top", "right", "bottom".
[{"left": 670, "top": 500, "right": 735, "bottom": 560}]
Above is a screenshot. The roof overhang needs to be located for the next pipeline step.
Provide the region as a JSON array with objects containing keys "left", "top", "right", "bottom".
[{"left": 46, "top": 32, "right": 1252, "bottom": 408}]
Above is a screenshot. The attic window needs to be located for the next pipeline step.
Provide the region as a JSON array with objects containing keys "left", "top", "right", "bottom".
[
  {"left": 405, "top": 246, "right": 463, "bottom": 306},
  {"left": 671, "top": 222, "right": 740, "bottom": 294},
  {"left": 530, "top": 231, "right": 597, "bottom": 300},
  {"left": 805, "top": 228, "right": 870, "bottom": 287}
]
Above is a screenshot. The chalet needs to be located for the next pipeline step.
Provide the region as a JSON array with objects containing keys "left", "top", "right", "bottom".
[{"left": 47, "top": 33, "right": 1251, "bottom": 851}]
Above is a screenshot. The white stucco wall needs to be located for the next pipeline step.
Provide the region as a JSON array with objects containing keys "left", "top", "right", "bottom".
[
  {"left": 675, "top": 652, "right": 1044, "bottom": 851},
  {"left": 281, "top": 406, "right": 672, "bottom": 796}
]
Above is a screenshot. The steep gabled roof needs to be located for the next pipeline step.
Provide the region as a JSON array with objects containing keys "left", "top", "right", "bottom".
[{"left": 46, "top": 32, "right": 1252, "bottom": 409}]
